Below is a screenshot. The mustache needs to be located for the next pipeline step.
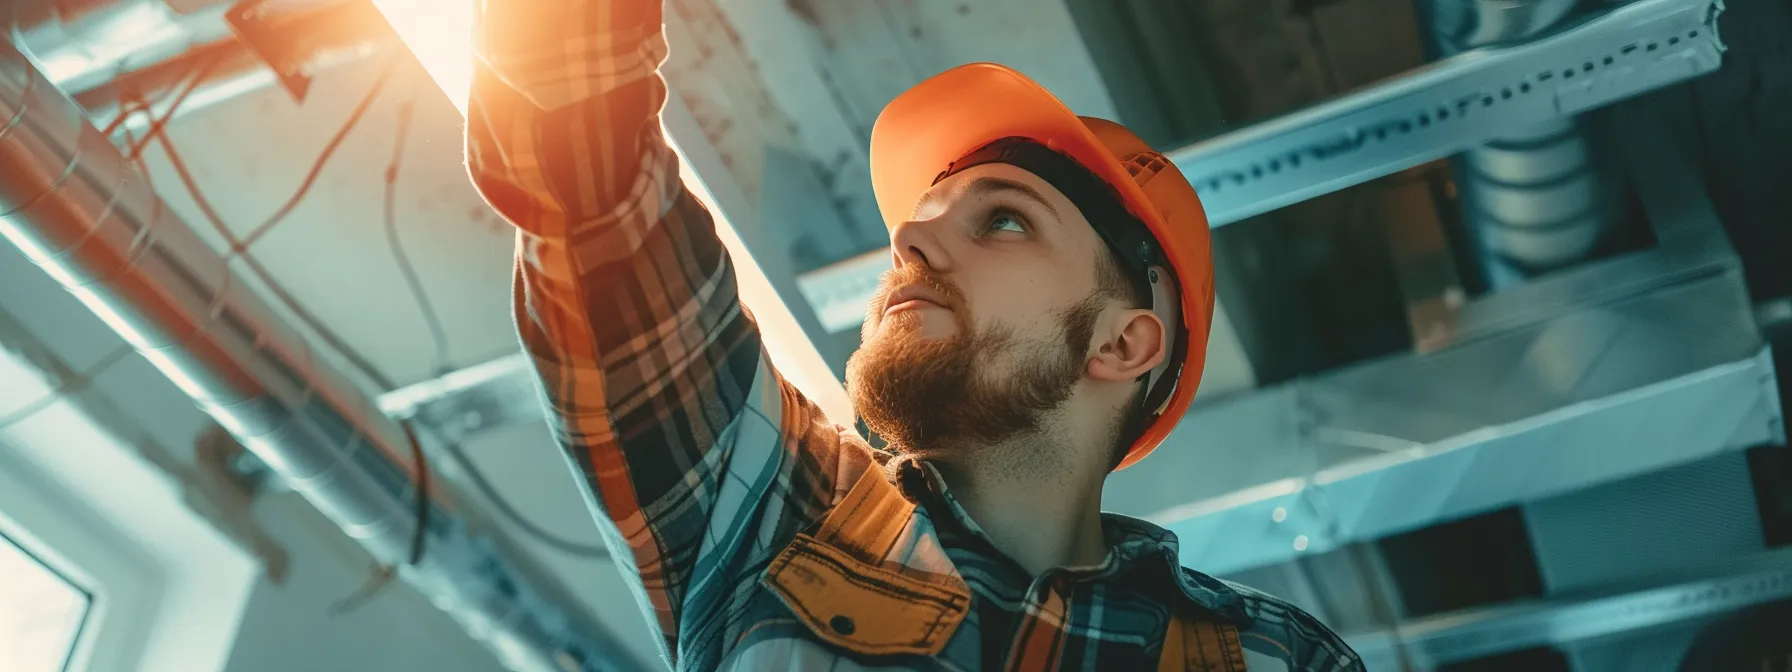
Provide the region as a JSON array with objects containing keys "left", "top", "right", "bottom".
[{"left": 872, "top": 265, "right": 965, "bottom": 312}]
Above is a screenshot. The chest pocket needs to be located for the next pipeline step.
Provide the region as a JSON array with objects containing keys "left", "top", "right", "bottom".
[
  {"left": 1159, "top": 599, "right": 1248, "bottom": 671},
  {"left": 761, "top": 466, "right": 972, "bottom": 657}
]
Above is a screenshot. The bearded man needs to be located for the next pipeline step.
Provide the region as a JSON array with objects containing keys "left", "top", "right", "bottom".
[{"left": 466, "top": 0, "right": 1363, "bottom": 669}]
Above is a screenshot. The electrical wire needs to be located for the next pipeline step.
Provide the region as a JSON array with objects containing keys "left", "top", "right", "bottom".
[
  {"left": 116, "top": 53, "right": 405, "bottom": 391},
  {"left": 435, "top": 432, "right": 609, "bottom": 558},
  {"left": 380, "top": 83, "right": 607, "bottom": 559},
  {"left": 328, "top": 417, "right": 436, "bottom": 617},
  {"left": 0, "top": 75, "right": 201, "bottom": 435},
  {"left": 136, "top": 64, "right": 606, "bottom": 560},
  {"left": 383, "top": 82, "right": 453, "bottom": 377},
  {"left": 107, "top": 66, "right": 449, "bottom": 614},
  {"left": 236, "top": 54, "right": 402, "bottom": 251},
  {"left": 123, "top": 55, "right": 225, "bottom": 161},
  {"left": 146, "top": 95, "right": 401, "bottom": 392},
  {"left": 9, "top": 48, "right": 446, "bottom": 615},
  {"left": 402, "top": 420, "right": 432, "bottom": 566}
]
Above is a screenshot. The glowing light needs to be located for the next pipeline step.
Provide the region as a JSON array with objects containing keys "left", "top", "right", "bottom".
[
  {"left": 374, "top": 0, "right": 851, "bottom": 422},
  {"left": 370, "top": 0, "right": 475, "bottom": 116},
  {"left": 680, "top": 153, "right": 853, "bottom": 423}
]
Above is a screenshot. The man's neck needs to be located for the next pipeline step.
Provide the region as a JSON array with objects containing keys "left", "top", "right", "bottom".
[{"left": 929, "top": 445, "right": 1110, "bottom": 576}]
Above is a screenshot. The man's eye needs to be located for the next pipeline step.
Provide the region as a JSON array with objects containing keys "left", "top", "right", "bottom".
[{"left": 986, "top": 212, "right": 1027, "bottom": 234}]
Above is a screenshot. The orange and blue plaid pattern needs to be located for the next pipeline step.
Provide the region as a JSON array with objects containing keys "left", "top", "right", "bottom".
[{"left": 465, "top": 1, "right": 1364, "bottom": 670}]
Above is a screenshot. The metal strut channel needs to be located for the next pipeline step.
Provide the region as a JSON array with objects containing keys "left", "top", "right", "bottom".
[
  {"left": 794, "top": 0, "right": 1727, "bottom": 334},
  {"left": 1346, "top": 548, "right": 1792, "bottom": 668}
]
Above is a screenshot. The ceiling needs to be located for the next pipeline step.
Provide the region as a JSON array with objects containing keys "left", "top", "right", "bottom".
[{"left": 6, "top": 0, "right": 1790, "bottom": 668}]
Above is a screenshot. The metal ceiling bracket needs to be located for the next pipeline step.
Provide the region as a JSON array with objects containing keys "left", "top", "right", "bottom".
[
  {"left": 222, "top": 0, "right": 398, "bottom": 104},
  {"left": 378, "top": 353, "right": 538, "bottom": 444},
  {"left": 1172, "top": 0, "right": 1724, "bottom": 226}
]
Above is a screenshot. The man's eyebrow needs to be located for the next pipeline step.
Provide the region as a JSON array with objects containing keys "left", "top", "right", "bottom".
[{"left": 913, "top": 176, "right": 1060, "bottom": 220}]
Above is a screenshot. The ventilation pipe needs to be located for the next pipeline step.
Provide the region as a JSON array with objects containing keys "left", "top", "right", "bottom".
[
  {"left": 1429, "top": 0, "right": 1621, "bottom": 289},
  {"left": 0, "top": 36, "right": 646, "bottom": 672}
]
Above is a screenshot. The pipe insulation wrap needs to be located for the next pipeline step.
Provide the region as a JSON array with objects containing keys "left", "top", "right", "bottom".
[
  {"left": 1430, "top": 0, "right": 1617, "bottom": 285},
  {"left": 0, "top": 36, "right": 642, "bottom": 672}
]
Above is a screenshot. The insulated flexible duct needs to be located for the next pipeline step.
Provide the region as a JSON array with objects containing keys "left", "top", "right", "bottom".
[
  {"left": 0, "top": 36, "right": 645, "bottom": 672},
  {"left": 1430, "top": 0, "right": 1620, "bottom": 287}
]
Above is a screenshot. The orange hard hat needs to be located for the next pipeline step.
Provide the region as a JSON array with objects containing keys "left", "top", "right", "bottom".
[{"left": 870, "top": 62, "right": 1215, "bottom": 471}]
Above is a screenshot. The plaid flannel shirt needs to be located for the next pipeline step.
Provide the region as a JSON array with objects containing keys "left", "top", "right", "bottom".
[{"left": 466, "top": 1, "right": 1365, "bottom": 670}]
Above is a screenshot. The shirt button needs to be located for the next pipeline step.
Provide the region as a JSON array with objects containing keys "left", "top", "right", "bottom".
[{"left": 829, "top": 615, "right": 856, "bottom": 635}]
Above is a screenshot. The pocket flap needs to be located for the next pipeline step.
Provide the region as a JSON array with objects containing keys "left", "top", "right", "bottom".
[{"left": 762, "top": 533, "right": 970, "bottom": 657}]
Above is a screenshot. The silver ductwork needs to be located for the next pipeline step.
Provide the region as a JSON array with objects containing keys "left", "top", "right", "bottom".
[
  {"left": 1430, "top": 0, "right": 1621, "bottom": 288},
  {"left": 0, "top": 34, "right": 648, "bottom": 672}
]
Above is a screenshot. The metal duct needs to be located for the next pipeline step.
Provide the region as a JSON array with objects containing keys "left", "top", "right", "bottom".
[
  {"left": 0, "top": 34, "right": 647, "bottom": 672},
  {"left": 1429, "top": 0, "right": 1620, "bottom": 288},
  {"left": 7, "top": 0, "right": 237, "bottom": 92}
]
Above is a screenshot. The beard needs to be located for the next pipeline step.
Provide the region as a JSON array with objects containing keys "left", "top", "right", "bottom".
[{"left": 845, "top": 267, "right": 1103, "bottom": 456}]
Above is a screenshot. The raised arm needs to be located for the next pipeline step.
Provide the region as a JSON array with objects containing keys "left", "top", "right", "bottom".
[{"left": 464, "top": 0, "right": 869, "bottom": 664}]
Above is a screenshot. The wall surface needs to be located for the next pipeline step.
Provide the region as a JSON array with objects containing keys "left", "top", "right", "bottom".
[{"left": 220, "top": 496, "right": 506, "bottom": 672}]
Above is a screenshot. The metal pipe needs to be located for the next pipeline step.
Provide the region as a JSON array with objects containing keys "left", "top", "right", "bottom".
[
  {"left": 1428, "top": 0, "right": 1619, "bottom": 289},
  {"left": 0, "top": 34, "right": 646, "bottom": 672}
]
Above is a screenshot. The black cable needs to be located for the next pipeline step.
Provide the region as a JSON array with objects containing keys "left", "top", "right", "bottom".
[
  {"left": 150, "top": 119, "right": 401, "bottom": 391},
  {"left": 401, "top": 420, "right": 432, "bottom": 566},
  {"left": 84, "top": 49, "right": 443, "bottom": 617},
  {"left": 140, "top": 64, "right": 604, "bottom": 560},
  {"left": 237, "top": 54, "right": 401, "bottom": 251},
  {"left": 376, "top": 82, "right": 608, "bottom": 559},
  {"left": 383, "top": 83, "right": 454, "bottom": 377},
  {"left": 435, "top": 434, "right": 609, "bottom": 558}
]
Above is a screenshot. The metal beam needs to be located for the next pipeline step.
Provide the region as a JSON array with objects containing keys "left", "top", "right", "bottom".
[
  {"left": 1346, "top": 547, "right": 1792, "bottom": 668},
  {"left": 1104, "top": 269, "right": 1779, "bottom": 575},
  {"left": 1102, "top": 89, "right": 1782, "bottom": 576},
  {"left": 794, "top": 0, "right": 1727, "bottom": 334},
  {"left": 379, "top": 353, "right": 536, "bottom": 443}
]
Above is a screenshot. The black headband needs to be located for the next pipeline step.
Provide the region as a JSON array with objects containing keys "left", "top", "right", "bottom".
[{"left": 933, "top": 137, "right": 1161, "bottom": 301}]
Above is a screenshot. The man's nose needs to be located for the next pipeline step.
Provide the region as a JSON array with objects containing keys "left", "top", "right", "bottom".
[{"left": 888, "top": 216, "right": 955, "bottom": 273}]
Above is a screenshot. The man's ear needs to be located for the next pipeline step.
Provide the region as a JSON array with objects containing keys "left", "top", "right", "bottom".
[{"left": 1087, "top": 308, "right": 1166, "bottom": 383}]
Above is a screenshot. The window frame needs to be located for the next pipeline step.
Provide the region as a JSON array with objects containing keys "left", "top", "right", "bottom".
[{"left": 0, "top": 448, "right": 166, "bottom": 672}]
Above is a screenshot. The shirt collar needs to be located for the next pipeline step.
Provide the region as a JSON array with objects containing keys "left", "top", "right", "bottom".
[{"left": 893, "top": 456, "right": 1251, "bottom": 625}]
